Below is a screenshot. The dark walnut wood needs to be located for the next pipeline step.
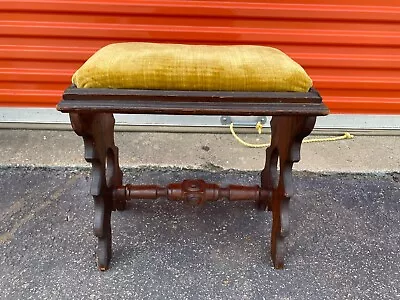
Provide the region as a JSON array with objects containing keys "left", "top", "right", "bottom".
[
  {"left": 258, "top": 116, "right": 317, "bottom": 268},
  {"left": 69, "top": 113, "right": 125, "bottom": 271},
  {"left": 58, "top": 85, "right": 329, "bottom": 271},
  {"left": 57, "top": 86, "right": 329, "bottom": 116},
  {"left": 114, "top": 180, "right": 266, "bottom": 205}
]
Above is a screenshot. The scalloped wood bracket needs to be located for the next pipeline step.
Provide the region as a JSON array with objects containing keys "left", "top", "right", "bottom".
[
  {"left": 259, "top": 115, "right": 316, "bottom": 269},
  {"left": 69, "top": 112, "right": 124, "bottom": 271}
]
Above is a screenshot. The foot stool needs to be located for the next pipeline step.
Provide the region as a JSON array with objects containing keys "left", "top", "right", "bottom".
[{"left": 57, "top": 42, "right": 329, "bottom": 270}]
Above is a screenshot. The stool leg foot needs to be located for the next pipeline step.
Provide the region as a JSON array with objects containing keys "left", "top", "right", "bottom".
[
  {"left": 261, "top": 116, "right": 316, "bottom": 268},
  {"left": 270, "top": 192, "right": 289, "bottom": 269},
  {"left": 271, "top": 231, "right": 285, "bottom": 269},
  {"left": 70, "top": 112, "right": 122, "bottom": 270},
  {"left": 94, "top": 195, "right": 112, "bottom": 271}
]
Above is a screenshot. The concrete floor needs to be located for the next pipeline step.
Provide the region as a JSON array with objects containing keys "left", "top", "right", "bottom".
[
  {"left": 0, "top": 129, "right": 399, "bottom": 299},
  {"left": 0, "top": 129, "right": 399, "bottom": 172}
]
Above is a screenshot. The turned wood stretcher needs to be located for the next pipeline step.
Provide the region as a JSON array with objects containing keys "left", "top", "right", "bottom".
[{"left": 57, "top": 85, "right": 329, "bottom": 270}]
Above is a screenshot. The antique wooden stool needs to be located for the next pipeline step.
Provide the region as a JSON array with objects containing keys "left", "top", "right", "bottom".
[{"left": 57, "top": 42, "right": 329, "bottom": 270}]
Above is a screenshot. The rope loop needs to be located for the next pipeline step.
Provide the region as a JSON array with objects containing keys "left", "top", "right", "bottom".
[{"left": 229, "top": 122, "right": 354, "bottom": 148}]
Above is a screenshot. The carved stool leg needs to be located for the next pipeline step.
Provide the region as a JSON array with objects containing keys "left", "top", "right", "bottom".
[
  {"left": 69, "top": 113, "right": 123, "bottom": 270},
  {"left": 260, "top": 116, "right": 316, "bottom": 269}
]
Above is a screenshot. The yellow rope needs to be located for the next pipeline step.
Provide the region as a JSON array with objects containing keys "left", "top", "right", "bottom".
[{"left": 229, "top": 122, "right": 354, "bottom": 148}]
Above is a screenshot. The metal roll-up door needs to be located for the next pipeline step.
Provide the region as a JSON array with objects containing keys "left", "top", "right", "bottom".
[{"left": 1, "top": 0, "right": 400, "bottom": 115}]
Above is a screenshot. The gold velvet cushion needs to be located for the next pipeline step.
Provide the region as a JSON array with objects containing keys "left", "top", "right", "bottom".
[{"left": 72, "top": 42, "right": 312, "bottom": 92}]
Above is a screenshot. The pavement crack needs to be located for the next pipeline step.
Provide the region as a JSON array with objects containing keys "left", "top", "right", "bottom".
[
  {"left": 0, "top": 176, "right": 78, "bottom": 244},
  {"left": 0, "top": 200, "right": 23, "bottom": 221}
]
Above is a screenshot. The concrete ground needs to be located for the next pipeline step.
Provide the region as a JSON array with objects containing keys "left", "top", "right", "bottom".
[
  {"left": 0, "top": 129, "right": 399, "bottom": 300},
  {"left": 0, "top": 129, "right": 399, "bottom": 172}
]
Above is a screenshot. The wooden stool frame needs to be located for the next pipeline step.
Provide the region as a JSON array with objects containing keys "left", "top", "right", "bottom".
[{"left": 57, "top": 85, "right": 329, "bottom": 270}]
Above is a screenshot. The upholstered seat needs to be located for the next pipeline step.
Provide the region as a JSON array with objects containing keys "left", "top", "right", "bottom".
[{"left": 72, "top": 42, "right": 312, "bottom": 93}]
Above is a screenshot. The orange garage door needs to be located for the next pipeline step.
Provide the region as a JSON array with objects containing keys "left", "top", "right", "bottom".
[{"left": 1, "top": 0, "right": 400, "bottom": 114}]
